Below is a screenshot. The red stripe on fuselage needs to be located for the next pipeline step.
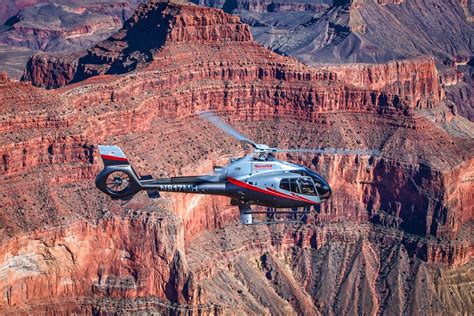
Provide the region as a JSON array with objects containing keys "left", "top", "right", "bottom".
[
  {"left": 101, "top": 154, "right": 128, "bottom": 162},
  {"left": 227, "top": 177, "right": 318, "bottom": 204}
]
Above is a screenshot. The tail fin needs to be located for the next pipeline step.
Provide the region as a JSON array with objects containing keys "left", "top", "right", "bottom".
[{"left": 98, "top": 145, "right": 129, "bottom": 166}]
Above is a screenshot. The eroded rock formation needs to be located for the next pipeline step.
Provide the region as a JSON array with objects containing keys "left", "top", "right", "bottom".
[
  {"left": 1, "top": 1, "right": 473, "bottom": 314},
  {"left": 23, "top": 1, "right": 254, "bottom": 87},
  {"left": 200, "top": 0, "right": 473, "bottom": 122}
]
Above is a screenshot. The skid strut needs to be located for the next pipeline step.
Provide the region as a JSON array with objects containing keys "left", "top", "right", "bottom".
[{"left": 239, "top": 204, "right": 253, "bottom": 224}]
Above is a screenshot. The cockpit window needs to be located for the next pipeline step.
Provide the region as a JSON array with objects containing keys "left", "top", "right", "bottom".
[
  {"left": 280, "top": 177, "right": 317, "bottom": 195},
  {"left": 302, "top": 168, "right": 331, "bottom": 199}
]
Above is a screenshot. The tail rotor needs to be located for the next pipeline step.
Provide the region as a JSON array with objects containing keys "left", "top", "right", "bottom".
[{"left": 96, "top": 145, "right": 142, "bottom": 200}]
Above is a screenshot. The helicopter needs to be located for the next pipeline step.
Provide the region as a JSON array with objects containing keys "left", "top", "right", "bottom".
[{"left": 95, "top": 112, "right": 379, "bottom": 224}]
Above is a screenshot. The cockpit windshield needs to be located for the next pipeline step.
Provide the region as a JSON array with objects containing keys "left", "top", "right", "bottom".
[
  {"left": 303, "top": 168, "right": 331, "bottom": 199},
  {"left": 289, "top": 168, "right": 332, "bottom": 200},
  {"left": 299, "top": 177, "right": 317, "bottom": 195}
]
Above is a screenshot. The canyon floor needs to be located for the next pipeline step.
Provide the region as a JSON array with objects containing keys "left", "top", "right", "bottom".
[{"left": 0, "top": 0, "right": 473, "bottom": 315}]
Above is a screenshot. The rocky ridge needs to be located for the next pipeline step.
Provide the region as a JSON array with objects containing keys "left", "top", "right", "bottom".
[
  {"left": 1, "top": 1, "right": 473, "bottom": 314},
  {"left": 1, "top": 3, "right": 122, "bottom": 51},
  {"left": 249, "top": 0, "right": 473, "bottom": 64}
]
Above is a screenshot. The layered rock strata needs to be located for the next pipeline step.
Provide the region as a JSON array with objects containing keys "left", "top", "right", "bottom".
[
  {"left": 192, "top": 0, "right": 332, "bottom": 12},
  {"left": 1, "top": 1, "right": 473, "bottom": 314},
  {"left": 205, "top": 0, "right": 474, "bottom": 121}
]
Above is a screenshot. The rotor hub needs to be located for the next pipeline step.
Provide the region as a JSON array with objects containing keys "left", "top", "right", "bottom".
[{"left": 106, "top": 171, "right": 131, "bottom": 194}]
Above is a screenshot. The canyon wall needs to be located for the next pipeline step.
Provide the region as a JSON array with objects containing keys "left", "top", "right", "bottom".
[
  {"left": 1, "top": 3, "right": 122, "bottom": 50},
  {"left": 0, "top": 0, "right": 147, "bottom": 26},
  {"left": 192, "top": 0, "right": 331, "bottom": 12},
  {"left": 0, "top": 211, "right": 219, "bottom": 314},
  {"left": 335, "top": 0, "right": 406, "bottom": 6},
  {"left": 0, "top": 1, "right": 149, "bottom": 80},
  {"left": 321, "top": 57, "right": 444, "bottom": 108},
  {"left": 11, "top": 2, "right": 472, "bottom": 243},
  {"left": 1, "top": 1, "right": 472, "bottom": 314},
  {"left": 253, "top": 0, "right": 473, "bottom": 65},
  {"left": 196, "top": 0, "right": 473, "bottom": 122},
  {"left": 188, "top": 223, "right": 473, "bottom": 315}
]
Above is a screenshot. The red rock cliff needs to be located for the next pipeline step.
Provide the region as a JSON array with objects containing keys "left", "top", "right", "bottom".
[
  {"left": 322, "top": 58, "right": 444, "bottom": 108},
  {"left": 1, "top": 1, "right": 473, "bottom": 314},
  {"left": 9, "top": 1, "right": 472, "bottom": 241}
]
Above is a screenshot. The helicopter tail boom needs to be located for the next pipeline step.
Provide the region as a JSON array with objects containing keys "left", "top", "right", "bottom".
[{"left": 96, "top": 145, "right": 228, "bottom": 201}]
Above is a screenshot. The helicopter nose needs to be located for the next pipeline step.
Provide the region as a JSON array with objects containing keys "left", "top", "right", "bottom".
[
  {"left": 320, "top": 184, "right": 332, "bottom": 200},
  {"left": 316, "top": 177, "right": 331, "bottom": 200}
]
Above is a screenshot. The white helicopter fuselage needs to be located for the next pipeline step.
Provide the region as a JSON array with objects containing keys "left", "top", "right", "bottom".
[{"left": 219, "top": 154, "right": 330, "bottom": 208}]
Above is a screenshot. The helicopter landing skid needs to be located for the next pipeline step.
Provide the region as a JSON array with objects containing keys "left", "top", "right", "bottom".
[{"left": 239, "top": 205, "right": 310, "bottom": 225}]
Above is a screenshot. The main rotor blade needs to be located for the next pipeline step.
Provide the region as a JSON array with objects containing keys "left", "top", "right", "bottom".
[
  {"left": 199, "top": 111, "right": 256, "bottom": 147},
  {"left": 275, "top": 148, "right": 381, "bottom": 156}
]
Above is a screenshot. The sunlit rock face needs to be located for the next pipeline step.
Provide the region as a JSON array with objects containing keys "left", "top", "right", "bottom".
[
  {"left": 194, "top": 0, "right": 474, "bottom": 122},
  {"left": 1, "top": 1, "right": 473, "bottom": 314}
]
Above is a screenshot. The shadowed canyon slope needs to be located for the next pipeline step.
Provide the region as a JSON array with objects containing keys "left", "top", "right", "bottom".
[
  {"left": 0, "top": 0, "right": 147, "bottom": 78},
  {"left": 245, "top": 0, "right": 473, "bottom": 64},
  {"left": 1, "top": 1, "right": 473, "bottom": 314}
]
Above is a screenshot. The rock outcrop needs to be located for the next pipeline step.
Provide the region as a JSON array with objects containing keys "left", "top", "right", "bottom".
[
  {"left": 22, "top": 53, "right": 80, "bottom": 88},
  {"left": 336, "top": 0, "right": 406, "bottom": 6},
  {"left": 188, "top": 224, "right": 473, "bottom": 315},
  {"left": 1, "top": 1, "right": 473, "bottom": 314},
  {"left": 23, "top": 1, "right": 254, "bottom": 87},
  {"left": 0, "top": 212, "right": 189, "bottom": 311},
  {"left": 1, "top": 3, "right": 121, "bottom": 51},
  {"left": 202, "top": 0, "right": 474, "bottom": 121},
  {"left": 257, "top": 0, "right": 473, "bottom": 64},
  {"left": 0, "top": 0, "right": 47, "bottom": 25},
  {"left": 0, "top": 0, "right": 147, "bottom": 26},
  {"left": 0, "top": 72, "right": 8, "bottom": 83},
  {"left": 320, "top": 57, "right": 444, "bottom": 108}
]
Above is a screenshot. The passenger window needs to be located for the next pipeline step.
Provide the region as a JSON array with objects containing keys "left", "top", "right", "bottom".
[
  {"left": 289, "top": 179, "right": 301, "bottom": 193},
  {"left": 280, "top": 179, "right": 290, "bottom": 191},
  {"left": 280, "top": 178, "right": 302, "bottom": 193}
]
